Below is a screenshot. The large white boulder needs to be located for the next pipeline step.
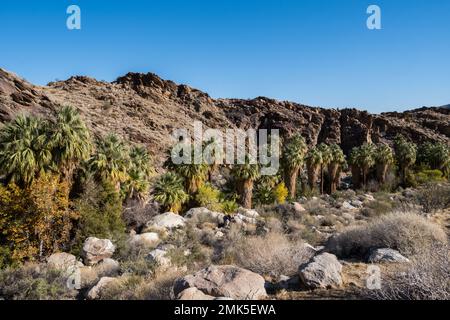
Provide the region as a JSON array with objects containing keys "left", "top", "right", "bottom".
[
  {"left": 146, "top": 249, "right": 172, "bottom": 269},
  {"left": 145, "top": 212, "right": 186, "bottom": 231},
  {"left": 86, "top": 277, "right": 119, "bottom": 300},
  {"left": 129, "top": 232, "right": 160, "bottom": 248},
  {"left": 299, "top": 253, "right": 343, "bottom": 289},
  {"left": 82, "top": 237, "right": 116, "bottom": 266},
  {"left": 47, "top": 252, "right": 83, "bottom": 273},
  {"left": 174, "top": 265, "right": 267, "bottom": 300}
]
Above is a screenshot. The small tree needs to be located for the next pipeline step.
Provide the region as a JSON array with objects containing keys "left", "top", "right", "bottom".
[
  {"left": 282, "top": 134, "right": 307, "bottom": 199},
  {"left": 152, "top": 172, "right": 188, "bottom": 214}
]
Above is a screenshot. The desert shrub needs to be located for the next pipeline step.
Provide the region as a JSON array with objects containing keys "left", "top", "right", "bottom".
[
  {"left": 101, "top": 269, "right": 186, "bottom": 300},
  {"left": 0, "top": 263, "right": 78, "bottom": 300},
  {"left": 370, "top": 244, "right": 450, "bottom": 300},
  {"left": 194, "top": 184, "right": 223, "bottom": 211},
  {"left": 415, "top": 183, "right": 450, "bottom": 213},
  {"left": 361, "top": 195, "right": 394, "bottom": 218},
  {"left": 71, "top": 180, "right": 126, "bottom": 256},
  {"left": 221, "top": 199, "right": 238, "bottom": 214},
  {"left": 273, "top": 182, "right": 288, "bottom": 204},
  {"left": 223, "top": 232, "right": 312, "bottom": 277},
  {"left": 326, "top": 212, "right": 448, "bottom": 259},
  {"left": 122, "top": 199, "right": 160, "bottom": 232},
  {"left": 415, "top": 169, "right": 445, "bottom": 185},
  {"left": 0, "top": 174, "right": 77, "bottom": 265}
]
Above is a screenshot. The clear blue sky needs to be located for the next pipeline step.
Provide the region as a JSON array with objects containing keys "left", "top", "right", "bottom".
[{"left": 1, "top": 0, "right": 449, "bottom": 113}]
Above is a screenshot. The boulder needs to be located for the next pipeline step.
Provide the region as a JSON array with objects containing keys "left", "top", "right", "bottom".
[
  {"left": 368, "top": 248, "right": 410, "bottom": 263},
  {"left": 130, "top": 232, "right": 160, "bottom": 248},
  {"left": 174, "top": 265, "right": 267, "bottom": 300},
  {"left": 145, "top": 212, "right": 186, "bottom": 231},
  {"left": 363, "top": 194, "right": 375, "bottom": 202},
  {"left": 299, "top": 253, "right": 343, "bottom": 289},
  {"left": 86, "top": 277, "right": 119, "bottom": 300},
  {"left": 177, "top": 287, "right": 215, "bottom": 300},
  {"left": 234, "top": 213, "right": 257, "bottom": 225},
  {"left": 185, "top": 207, "right": 225, "bottom": 223},
  {"left": 82, "top": 237, "right": 116, "bottom": 265},
  {"left": 293, "top": 202, "right": 306, "bottom": 213},
  {"left": 146, "top": 249, "right": 172, "bottom": 269},
  {"left": 350, "top": 200, "right": 364, "bottom": 208},
  {"left": 47, "top": 252, "right": 83, "bottom": 273},
  {"left": 341, "top": 201, "right": 357, "bottom": 210},
  {"left": 237, "top": 208, "right": 260, "bottom": 218},
  {"left": 96, "top": 258, "right": 121, "bottom": 277}
]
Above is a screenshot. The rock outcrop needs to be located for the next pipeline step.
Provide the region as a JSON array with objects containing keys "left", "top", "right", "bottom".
[{"left": 0, "top": 68, "right": 448, "bottom": 166}]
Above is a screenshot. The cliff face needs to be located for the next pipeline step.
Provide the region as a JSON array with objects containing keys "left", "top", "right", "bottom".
[{"left": 0, "top": 68, "right": 449, "bottom": 163}]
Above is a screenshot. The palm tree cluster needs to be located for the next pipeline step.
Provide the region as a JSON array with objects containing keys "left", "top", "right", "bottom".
[{"left": 0, "top": 106, "right": 153, "bottom": 201}]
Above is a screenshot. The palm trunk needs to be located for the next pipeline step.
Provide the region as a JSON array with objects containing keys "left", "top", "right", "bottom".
[
  {"left": 287, "top": 167, "right": 299, "bottom": 199},
  {"left": 351, "top": 165, "right": 361, "bottom": 189},
  {"left": 376, "top": 163, "right": 388, "bottom": 184},
  {"left": 242, "top": 179, "right": 254, "bottom": 209},
  {"left": 307, "top": 165, "right": 319, "bottom": 191},
  {"left": 320, "top": 164, "right": 324, "bottom": 194},
  {"left": 328, "top": 163, "right": 339, "bottom": 194}
]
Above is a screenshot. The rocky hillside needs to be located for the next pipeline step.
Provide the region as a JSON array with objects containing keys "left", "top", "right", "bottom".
[{"left": 1, "top": 68, "right": 449, "bottom": 164}]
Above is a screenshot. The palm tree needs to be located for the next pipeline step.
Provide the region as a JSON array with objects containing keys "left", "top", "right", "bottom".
[
  {"left": 165, "top": 143, "right": 209, "bottom": 195},
  {"left": 231, "top": 157, "right": 260, "bottom": 209},
  {"left": 0, "top": 114, "right": 52, "bottom": 187},
  {"left": 89, "top": 134, "right": 130, "bottom": 191},
  {"left": 394, "top": 135, "right": 417, "bottom": 186},
  {"left": 152, "top": 172, "right": 188, "bottom": 213},
  {"left": 327, "top": 144, "right": 346, "bottom": 194},
  {"left": 357, "top": 143, "right": 376, "bottom": 187},
  {"left": 374, "top": 144, "right": 394, "bottom": 184},
  {"left": 305, "top": 146, "right": 322, "bottom": 192},
  {"left": 203, "top": 138, "right": 223, "bottom": 183},
  {"left": 49, "top": 106, "right": 92, "bottom": 184},
  {"left": 282, "top": 134, "right": 307, "bottom": 199},
  {"left": 318, "top": 143, "right": 332, "bottom": 194},
  {"left": 124, "top": 146, "right": 154, "bottom": 201},
  {"left": 349, "top": 147, "right": 362, "bottom": 189}
]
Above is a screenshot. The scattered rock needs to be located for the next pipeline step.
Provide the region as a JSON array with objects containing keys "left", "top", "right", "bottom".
[
  {"left": 82, "top": 237, "right": 116, "bottom": 266},
  {"left": 299, "top": 253, "right": 343, "bottom": 289},
  {"left": 237, "top": 208, "right": 260, "bottom": 218},
  {"left": 130, "top": 232, "right": 160, "bottom": 248},
  {"left": 146, "top": 249, "right": 171, "bottom": 269},
  {"left": 47, "top": 252, "right": 83, "bottom": 273},
  {"left": 145, "top": 212, "right": 186, "bottom": 231},
  {"left": 234, "top": 213, "right": 257, "bottom": 225},
  {"left": 185, "top": 207, "right": 225, "bottom": 223},
  {"left": 96, "top": 258, "right": 121, "bottom": 277},
  {"left": 293, "top": 202, "right": 306, "bottom": 213},
  {"left": 368, "top": 248, "right": 410, "bottom": 263},
  {"left": 363, "top": 194, "right": 375, "bottom": 202},
  {"left": 86, "top": 277, "right": 119, "bottom": 300},
  {"left": 174, "top": 265, "right": 267, "bottom": 300},
  {"left": 341, "top": 201, "right": 357, "bottom": 210},
  {"left": 350, "top": 200, "right": 364, "bottom": 208},
  {"left": 177, "top": 287, "right": 215, "bottom": 300}
]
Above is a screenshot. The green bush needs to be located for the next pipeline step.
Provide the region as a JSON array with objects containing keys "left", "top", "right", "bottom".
[
  {"left": 71, "top": 180, "right": 126, "bottom": 256},
  {"left": 0, "top": 263, "right": 78, "bottom": 300},
  {"left": 194, "top": 184, "right": 222, "bottom": 211},
  {"left": 415, "top": 169, "right": 445, "bottom": 185}
]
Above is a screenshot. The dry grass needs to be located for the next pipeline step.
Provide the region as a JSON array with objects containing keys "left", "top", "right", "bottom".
[
  {"left": 222, "top": 231, "right": 313, "bottom": 277},
  {"left": 326, "top": 212, "right": 448, "bottom": 259},
  {"left": 100, "top": 268, "right": 186, "bottom": 300},
  {"left": 369, "top": 244, "right": 450, "bottom": 300}
]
